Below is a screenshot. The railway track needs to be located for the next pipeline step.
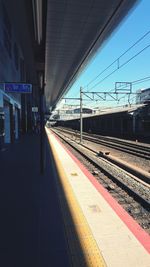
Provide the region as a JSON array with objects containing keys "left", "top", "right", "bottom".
[
  {"left": 55, "top": 127, "right": 150, "bottom": 160},
  {"left": 51, "top": 128, "right": 150, "bottom": 233}
]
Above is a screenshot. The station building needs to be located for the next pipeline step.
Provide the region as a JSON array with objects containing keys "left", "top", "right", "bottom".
[
  {"left": 0, "top": 0, "right": 40, "bottom": 148},
  {"left": 136, "top": 88, "right": 150, "bottom": 104},
  {"left": 1, "top": 1, "right": 150, "bottom": 266}
]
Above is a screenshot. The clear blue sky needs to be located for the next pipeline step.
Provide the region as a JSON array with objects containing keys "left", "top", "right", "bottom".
[{"left": 58, "top": 0, "right": 150, "bottom": 109}]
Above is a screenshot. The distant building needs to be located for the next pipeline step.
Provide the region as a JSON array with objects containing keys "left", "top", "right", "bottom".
[
  {"left": 50, "top": 106, "right": 95, "bottom": 120},
  {"left": 136, "top": 88, "right": 150, "bottom": 104}
]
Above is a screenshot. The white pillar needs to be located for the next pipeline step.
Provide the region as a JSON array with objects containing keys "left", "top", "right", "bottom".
[
  {"left": 4, "top": 105, "right": 11, "bottom": 143},
  {"left": 15, "top": 108, "right": 19, "bottom": 139},
  {"left": 80, "top": 87, "right": 83, "bottom": 143}
]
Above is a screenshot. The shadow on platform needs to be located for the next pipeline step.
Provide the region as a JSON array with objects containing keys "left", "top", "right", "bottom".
[{"left": 0, "top": 134, "right": 70, "bottom": 267}]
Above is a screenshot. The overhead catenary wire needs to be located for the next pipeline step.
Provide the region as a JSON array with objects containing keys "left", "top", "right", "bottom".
[
  {"left": 60, "top": 31, "right": 150, "bottom": 107},
  {"left": 88, "top": 43, "right": 150, "bottom": 91},
  {"left": 132, "top": 76, "right": 150, "bottom": 85},
  {"left": 62, "top": 74, "right": 150, "bottom": 106},
  {"left": 83, "top": 30, "right": 150, "bottom": 91}
]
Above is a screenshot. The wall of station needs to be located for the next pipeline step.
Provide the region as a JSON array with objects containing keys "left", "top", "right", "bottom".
[
  {"left": 0, "top": 0, "right": 30, "bottom": 149},
  {"left": 0, "top": 85, "right": 21, "bottom": 148}
]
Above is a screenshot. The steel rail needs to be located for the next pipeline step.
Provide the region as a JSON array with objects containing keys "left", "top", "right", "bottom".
[
  {"left": 55, "top": 127, "right": 150, "bottom": 160},
  {"left": 51, "top": 128, "right": 150, "bottom": 212}
]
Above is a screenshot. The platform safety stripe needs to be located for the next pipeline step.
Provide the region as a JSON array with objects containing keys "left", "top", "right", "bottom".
[{"left": 47, "top": 130, "right": 107, "bottom": 267}]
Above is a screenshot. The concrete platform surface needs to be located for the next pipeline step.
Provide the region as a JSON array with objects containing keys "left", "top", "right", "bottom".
[
  {"left": 0, "top": 133, "right": 70, "bottom": 267},
  {"left": 47, "top": 129, "right": 150, "bottom": 267}
]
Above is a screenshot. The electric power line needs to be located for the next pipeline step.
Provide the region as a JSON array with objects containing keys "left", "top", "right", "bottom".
[
  {"left": 83, "top": 30, "right": 150, "bottom": 90},
  {"left": 61, "top": 31, "right": 150, "bottom": 104},
  {"left": 88, "top": 43, "right": 150, "bottom": 91},
  {"left": 132, "top": 76, "right": 150, "bottom": 85}
]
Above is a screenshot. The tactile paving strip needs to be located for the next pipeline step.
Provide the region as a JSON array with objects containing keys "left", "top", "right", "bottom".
[{"left": 47, "top": 131, "right": 107, "bottom": 267}]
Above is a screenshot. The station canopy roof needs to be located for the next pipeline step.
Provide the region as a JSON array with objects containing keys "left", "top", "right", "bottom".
[{"left": 33, "top": 0, "right": 139, "bottom": 109}]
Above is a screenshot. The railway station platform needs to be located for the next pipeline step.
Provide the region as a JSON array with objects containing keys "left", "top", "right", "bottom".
[
  {"left": 0, "top": 133, "right": 70, "bottom": 267},
  {"left": 0, "top": 129, "right": 150, "bottom": 267},
  {"left": 46, "top": 128, "right": 150, "bottom": 267}
]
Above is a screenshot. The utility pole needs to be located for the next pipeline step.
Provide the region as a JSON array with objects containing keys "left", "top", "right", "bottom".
[{"left": 80, "top": 86, "right": 83, "bottom": 143}]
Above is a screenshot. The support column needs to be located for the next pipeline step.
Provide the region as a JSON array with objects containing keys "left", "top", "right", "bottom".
[
  {"left": 39, "top": 82, "right": 45, "bottom": 174},
  {"left": 80, "top": 87, "right": 83, "bottom": 143},
  {"left": 9, "top": 103, "right": 14, "bottom": 143},
  {"left": 15, "top": 108, "right": 19, "bottom": 139},
  {"left": 4, "top": 103, "right": 10, "bottom": 143},
  {"left": 21, "top": 94, "right": 27, "bottom": 134}
]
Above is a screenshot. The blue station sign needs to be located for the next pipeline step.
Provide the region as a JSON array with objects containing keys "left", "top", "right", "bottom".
[{"left": 4, "top": 83, "right": 32, "bottom": 93}]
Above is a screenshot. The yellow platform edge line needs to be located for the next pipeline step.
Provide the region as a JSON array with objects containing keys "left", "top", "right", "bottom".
[{"left": 46, "top": 129, "right": 107, "bottom": 267}]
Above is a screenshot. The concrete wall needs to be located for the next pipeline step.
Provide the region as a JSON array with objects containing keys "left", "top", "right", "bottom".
[{"left": 0, "top": 0, "right": 24, "bottom": 144}]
